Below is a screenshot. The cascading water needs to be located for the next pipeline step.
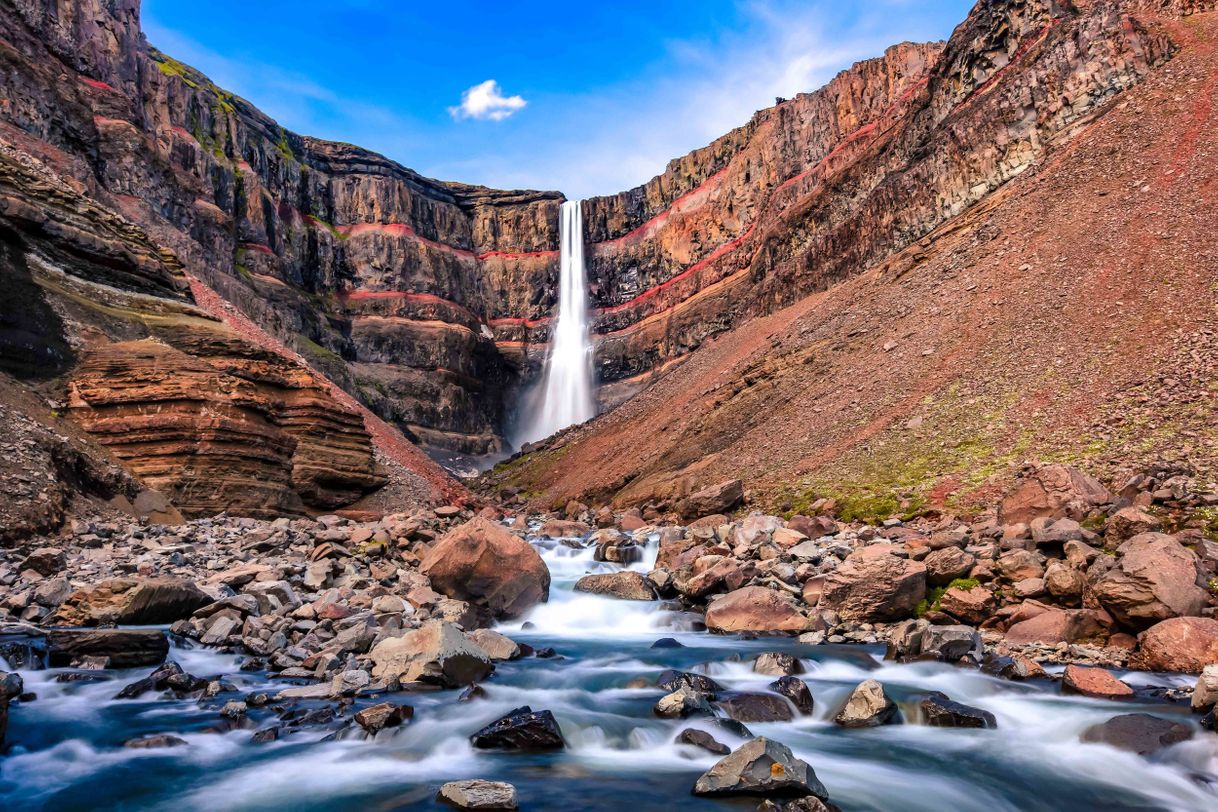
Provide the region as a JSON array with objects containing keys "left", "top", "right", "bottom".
[{"left": 517, "top": 199, "right": 596, "bottom": 446}]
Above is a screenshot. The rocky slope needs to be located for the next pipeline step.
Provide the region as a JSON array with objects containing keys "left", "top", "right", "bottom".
[{"left": 490, "top": 1, "right": 1218, "bottom": 514}]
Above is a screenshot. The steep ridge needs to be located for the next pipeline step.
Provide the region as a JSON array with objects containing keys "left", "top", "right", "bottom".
[
  {"left": 572, "top": 0, "right": 1182, "bottom": 406},
  {"left": 487, "top": 1, "right": 1218, "bottom": 513}
]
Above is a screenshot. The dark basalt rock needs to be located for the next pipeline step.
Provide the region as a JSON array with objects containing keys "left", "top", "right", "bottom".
[
  {"left": 46, "top": 629, "right": 168, "bottom": 669},
  {"left": 770, "top": 676, "right": 815, "bottom": 715},
  {"left": 918, "top": 692, "right": 997, "bottom": 729},
  {"left": 717, "top": 692, "right": 795, "bottom": 723},
  {"left": 677, "top": 728, "right": 730, "bottom": 755},
  {"left": 470, "top": 706, "right": 565, "bottom": 751},
  {"left": 115, "top": 661, "right": 206, "bottom": 699},
  {"left": 651, "top": 638, "right": 684, "bottom": 649},
  {"left": 1080, "top": 713, "right": 1194, "bottom": 756},
  {"left": 657, "top": 669, "right": 724, "bottom": 696},
  {"left": 251, "top": 726, "right": 281, "bottom": 744}
]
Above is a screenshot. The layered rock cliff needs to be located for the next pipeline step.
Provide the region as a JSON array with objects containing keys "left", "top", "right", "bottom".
[
  {"left": 572, "top": 0, "right": 1180, "bottom": 406},
  {"left": 0, "top": 0, "right": 565, "bottom": 458},
  {"left": 0, "top": 134, "right": 425, "bottom": 519}
]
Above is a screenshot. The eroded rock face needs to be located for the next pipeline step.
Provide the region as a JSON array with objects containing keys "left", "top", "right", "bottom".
[
  {"left": 420, "top": 518, "right": 550, "bottom": 621},
  {"left": 1091, "top": 533, "right": 1207, "bottom": 631},
  {"left": 819, "top": 546, "right": 926, "bottom": 623}
]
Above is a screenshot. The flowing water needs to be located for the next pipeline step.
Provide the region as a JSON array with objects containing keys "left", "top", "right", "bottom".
[
  {"left": 516, "top": 199, "right": 596, "bottom": 446},
  {"left": 2, "top": 531, "right": 1217, "bottom": 811}
]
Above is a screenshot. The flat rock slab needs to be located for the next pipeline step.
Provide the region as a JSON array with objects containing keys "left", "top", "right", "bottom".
[
  {"left": 46, "top": 629, "right": 168, "bottom": 668},
  {"left": 437, "top": 780, "right": 518, "bottom": 810},
  {"left": 1081, "top": 713, "right": 1193, "bottom": 755}
]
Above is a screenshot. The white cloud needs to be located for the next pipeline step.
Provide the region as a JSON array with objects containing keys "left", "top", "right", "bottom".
[{"left": 448, "top": 80, "right": 527, "bottom": 122}]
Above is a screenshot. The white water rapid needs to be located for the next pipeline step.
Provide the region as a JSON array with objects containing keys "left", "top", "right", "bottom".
[{"left": 517, "top": 199, "right": 595, "bottom": 445}]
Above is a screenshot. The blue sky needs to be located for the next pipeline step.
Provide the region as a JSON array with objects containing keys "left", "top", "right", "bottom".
[{"left": 142, "top": 1, "right": 973, "bottom": 199}]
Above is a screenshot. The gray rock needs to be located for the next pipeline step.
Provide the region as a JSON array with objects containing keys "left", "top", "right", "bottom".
[
  {"left": 437, "top": 779, "right": 518, "bottom": 810},
  {"left": 834, "top": 679, "right": 900, "bottom": 728},
  {"left": 693, "top": 737, "right": 829, "bottom": 799}
]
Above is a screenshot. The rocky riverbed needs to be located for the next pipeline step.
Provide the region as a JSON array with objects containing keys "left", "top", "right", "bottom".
[{"left": 1, "top": 462, "right": 1217, "bottom": 809}]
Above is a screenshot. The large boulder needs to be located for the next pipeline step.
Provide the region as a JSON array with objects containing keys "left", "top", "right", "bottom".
[
  {"left": 420, "top": 518, "right": 550, "bottom": 621},
  {"left": 1004, "top": 607, "right": 1108, "bottom": 645},
  {"left": 819, "top": 546, "right": 926, "bottom": 623},
  {"left": 680, "top": 479, "right": 744, "bottom": 520},
  {"left": 834, "top": 679, "right": 900, "bottom": 727},
  {"left": 1091, "top": 533, "right": 1207, "bottom": 631},
  {"left": 50, "top": 578, "right": 212, "bottom": 626},
  {"left": 369, "top": 621, "right": 493, "bottom": 687},
  {"left": 573, "top": 571, "right": 656, "bottom": 601},
  {"left": 1080, "top": 714, "right": 1193, "bottom": 755},
  {"left": 919, "top": 692, "right": 997, "bottom": 729},
  {"left": 692, "top": 737, "right": 829, "bottom": 800},
  {"left": 999, "top": 464, "right": 1112, "bottom": 525},
  {"left": 46, "top": 629, "right": 168, "bottom": 668},
  {"left": 704, "top": 587, "right": 811, "bottom": 634},
  {"left": 1129, "top": 617, "right": 1218, "bottom": 674},
  {"left": 470, "top": 706, "right": 565, "bottom": 751}
]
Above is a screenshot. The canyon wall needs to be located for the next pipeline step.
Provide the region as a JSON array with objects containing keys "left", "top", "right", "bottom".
[
  {"left": 0, "top": 0, "right": 565, "bottom": 459},
  {"left": 0, "top": 0, "right": 1210, "bottom": 514},
  {"left": 0, "top": 135, "right": 403, "bottom": 518}
]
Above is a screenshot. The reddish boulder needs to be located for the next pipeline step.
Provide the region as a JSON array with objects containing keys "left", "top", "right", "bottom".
[
  {"left": 924, "top": 548, "right": 976, "bottom": 586},
  {"left": 819, "top": 546, "right": 926, "bottom": 623},
  {"left": 939, "top": 584, "right": 996, "bottom": 625},
  {"left": 420, "top": 518, "right": 549, "bottom": 621},
  {"left": 1005, "top": 608, "right": 1108, "bottom": 645},
  {"left": 1091, "top": 533, "right": 1207, "bottom": 631},
  {"left": 999, "top": 465, "right": 1112, "bottom": 525},
  {"left": 1062, "top": 665, "right": 1133, "bottom": 699},
  {"left": 680, "top": 480, "right": 744, "bottom": 520},
  {"left": 1130, "top": 617, "right": 1218, "bottom": 674},
  {"left": 704, "top": 586, "right": 811, "bottom": 634},
  {"left": 1104, "top": 507, "right": 1162, "bottom": 544}
]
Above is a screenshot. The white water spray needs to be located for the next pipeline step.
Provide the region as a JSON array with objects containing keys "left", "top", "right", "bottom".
[{"left": 518, "top": 199, "right": 595, "bottom": 445}]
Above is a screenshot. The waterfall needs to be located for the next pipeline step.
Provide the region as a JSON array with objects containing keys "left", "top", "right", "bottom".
[{"left": 517, "top": 199, "right": 595, "bottom": 445}]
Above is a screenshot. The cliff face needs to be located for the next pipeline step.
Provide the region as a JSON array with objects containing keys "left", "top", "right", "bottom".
[
  {"left": 0, "top": 133, "right": 419, "bottom": 518},
  {"left": 571, "top": 0, "right": 1181, "bottom": 406},
  {"left": 0, "top": 0, "right": 565, "bottom": 458}
]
